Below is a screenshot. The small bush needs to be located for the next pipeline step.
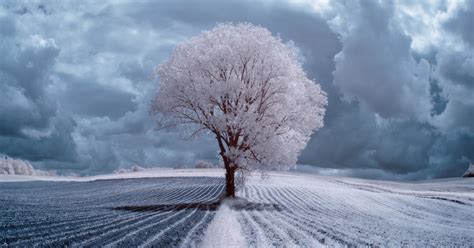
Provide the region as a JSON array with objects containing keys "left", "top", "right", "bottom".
[{"left": 195, "top": 160, "right": 214, "bottom": 169}]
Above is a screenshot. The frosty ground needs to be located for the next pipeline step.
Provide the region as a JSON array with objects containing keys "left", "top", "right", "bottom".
[{"left": 1, "top": 169, "right": 473, "bottom": 247}]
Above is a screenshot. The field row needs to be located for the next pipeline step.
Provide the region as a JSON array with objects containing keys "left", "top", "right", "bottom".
[
  {"left": 236, "top": 177, "right": 474, "bottom": 247},
  {"left": 2, "top": 174, "right": 473, "bottom": 247},
  {"left": 0, "top": 177, "right": 225, "bottom": 247}
]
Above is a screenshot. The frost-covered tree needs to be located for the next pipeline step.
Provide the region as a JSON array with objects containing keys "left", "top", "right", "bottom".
[
  {"left": 463, "top": 162, "right": 474, "bottom": 177},
  {"left": 0, "top": 156, "right": 35, "bottom": 175},
  {"left": 151, "top": 23, "right": 327, "bottom": 197},
  {"left": 0, "top": 156, "right": 56, "bottom": 176}
]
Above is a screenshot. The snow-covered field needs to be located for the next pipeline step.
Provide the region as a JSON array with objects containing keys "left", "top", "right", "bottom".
[{"left": 1, "top": 169, "right": 473, "bottom": 247}]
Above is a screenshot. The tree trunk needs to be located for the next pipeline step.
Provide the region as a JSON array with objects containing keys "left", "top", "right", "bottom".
[
  {"left": 225, "top": 167, "right": 236, "bottom": 198},
  {"left": 215, "top": 134, "right": 237, "bottom": 198}
]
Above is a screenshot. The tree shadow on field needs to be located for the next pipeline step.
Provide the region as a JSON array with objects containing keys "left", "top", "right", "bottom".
[{"left": 110, "top": 197, "right": 282, "bottom": 212}]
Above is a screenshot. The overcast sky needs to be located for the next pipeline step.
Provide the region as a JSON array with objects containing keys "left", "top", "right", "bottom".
[{"left": 0, "top": 0, "right": 472, "bottom": 179}]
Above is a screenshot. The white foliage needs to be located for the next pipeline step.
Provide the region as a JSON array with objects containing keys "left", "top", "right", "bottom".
[
  {"left": 114, "top": 165, "right": 146, "bottom": 174},
  {"left": 195, "top": 160, "right": 214, "bottom": 169},
  {"left": 151, "top": 23, "right": 327, "bottom": 172},
  {"left": 0, "top": 156, "right": 56, "bottom": 176},
  {"left": 34, "top": 169, "right": 58, "bottom": 177},
  {"left": 131, "top": 165, "right": 145, "bottom": 172},
  {"left": 463, "top": 163, "right": 474, "bottom": 177}
]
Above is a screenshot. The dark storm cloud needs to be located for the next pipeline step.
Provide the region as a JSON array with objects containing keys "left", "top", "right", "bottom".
[
  {"left": 0, "top": 24, "right": 58, "bottom": 137},
  {"left": 0, "top": 0, "right": 472, "bottom": 179},
  {"left": 372, "top": 121, "right": 439, "bottom": 174},
  {"left": 0, "top": 15, "right": 15, "bottom": 35},
  {"left": 0, "top": 9, "right": 78, "bottom": 165},
  {"left": 331, "top": 0, "right": 431, "bottom": 119},
  {"left": 437, "top": 51, "right": 474, "bottom": 89},
  {"left": 56, "top": 72, "right": 137, "bottom": 119},
  {"left": 301, "top": 0, "right": 473, "bottom": 179},
  {"left": 300, "top": 101, "right": 378, "bottom": 169},
  {"left": 443, "top": 0, "right": 474, "bottom": 47},
  {"left": 0, "top": 115, "right": 77, "bottom": 163}
]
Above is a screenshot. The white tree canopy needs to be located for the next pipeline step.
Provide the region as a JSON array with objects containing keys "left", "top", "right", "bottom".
[{"left": 151, "top": 23, "right": 327, "bottom": 173}]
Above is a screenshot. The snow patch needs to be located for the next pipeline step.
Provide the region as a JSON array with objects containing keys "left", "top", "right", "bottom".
[{"left": 201, "top": 199, "right": 246, "bottom": 248}]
